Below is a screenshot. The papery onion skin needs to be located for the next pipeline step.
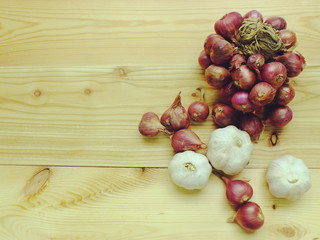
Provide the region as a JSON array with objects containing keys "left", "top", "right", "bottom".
[
  {"left": 171, "top": 129, "right": 207, "bottom": 153},
  {"left": 231, "top": 91, "right": 257, "bottom": 113},
  {"left": 279, "top": 29, "right": 297, "bottom": 50},
  {"left": 160, "top": 93, "right": 190, "bottom": 131},
  {"left": 231, "top": 65, "right": 257, "bottom": 91},
  {"left": 198, "top": 50, "right": 212, "bottom": 69},
  {"left": 214, "top": 12, "right": 243, "bottom": 42},
  {"left": 249, "top": 82, "right": 276, "bottom": 107},
  {"left": 274, "top": 52, "right": 306, "bottom": 78},
  {"left": 205, "top": 65, "right": 231, "bottom": 89},
  {"left": 239, "top": 113, "right": 264, "bottom": 138},
  {"left": 139, "top": 112, "right": 169, "bottom": 137},
  {"left": 204, "top": 33, "right": 225, "bottom": 55},
  {"left": 188, "top": 101, "right": 210, "bottom": 122},
  {"left": 220, "top": 81, "right": 238, "bottom": 103},
  {"left": 247, "top": 54, "right": 265, "bottom": 80},
  {"left": 212, "top": 103, "right": 238, "bottom": 127},
  {"left": 265, "top": 16, "right": 287, "bottom": 30},
  {"left": 265, "top": 105, "right": 293, "bottom": 128},
  {"left": 243, "top": 10, "right": 263, "bottom": 22},
  {"left": 210, "top": 38, "right": 235, "bottom": 65},
  {"left": 232, "top": 202, "right": 264, "bottom": 231},
  {"left": 274, "top": 84, "right": 295, "bottom": 105},
  {"left": 261, "top": 62, "right": 287, "bottom": 89},
  {"left": 229, "top": 54, "right": 246, "bottom": 71}
]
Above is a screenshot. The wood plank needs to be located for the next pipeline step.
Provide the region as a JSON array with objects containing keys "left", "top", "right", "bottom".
[
  {"left": 0, "top": 166, "right": 319, "bottom": 240},
  {"left": 0, "top": 66, "right": 319, "bottom": 168},
  {"left": 0, "top": 1, "right": 319, "bottom": 66}
]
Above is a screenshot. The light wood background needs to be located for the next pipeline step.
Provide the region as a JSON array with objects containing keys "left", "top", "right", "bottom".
[{"left": 0, "top": 0, "right": 320, "bottom": 239}]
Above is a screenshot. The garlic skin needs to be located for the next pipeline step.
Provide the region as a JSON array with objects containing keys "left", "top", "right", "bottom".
[
  {"left": 266, "top": 155, "right": 312, "bottom": 201},
  {"left": 168, "top": 151, "right": 212, "bottom": 190},
  {"left": 206, "top": 125, "right": 253, "bottom": 175}
]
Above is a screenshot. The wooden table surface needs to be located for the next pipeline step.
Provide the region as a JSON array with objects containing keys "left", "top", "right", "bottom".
[{"left": 0, "top": 0, "right": 320, "bottom": 239}]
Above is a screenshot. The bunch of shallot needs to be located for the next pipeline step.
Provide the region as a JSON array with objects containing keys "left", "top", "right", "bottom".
[
  {"left": 138, "top": 91, "right": 209, "bottom": 153},
  {"left": 199, "top": 10, "right": 306, "bottom": 138}
]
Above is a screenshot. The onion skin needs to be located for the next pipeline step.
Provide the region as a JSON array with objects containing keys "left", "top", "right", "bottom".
[
  {"left": 214, "top": 12, "right": 243, "bottom": 42},
  {"left": 139, "top": 112, "right": 169, "bottom": 137},
  {"left": 210, "top": 38, "right": 235, "bottom": 65},
  {"left": 261, "top": 62, "right": 287, "bottom": 89},
  {"left": 212, "top": 103, "right": 238, "bottom": 127},
  {"left": 188, "top": 101, "right": 210, "bottom": 122},
  {"left": 274, "top": 84, "right": 295, "bottom": 105},
  {"left": 204, "top": 33, "right": 225, "bottom": 55},
  {"left": 171, "top": 129, "right": 207, "bottom": 153},
  {"left": 205, "top": 65, "right": 230, "bottom": 89},
  {"left": 220, "top": 81, "right": 238, "bottom": 103},
  {"left": 249, "top": 82, "right": 276, "bottom": 106},
  {"left": 247, "top": 54, "right": 265, "bottom": 80},
  {"left": 279, "top": 29, "right": 297, "bottom": 50},
  {"left": 239, "top": 113, "right": 264, "bottom": 138},
  {"left": 243, "top": 10, "right": 263, "bottom": 22},
  {"left": 229, "top": 54, "right": 246, "bottom": 71},
  {"left": 265, "top": 105, "right": 293, "bottom": 128},
  {"left": 231, "top": 92, "right": 257, "bottom": 113},
  {"left": 198, "top": 50, "right": 212, "bottom": 69},
  {"left": 274, "top": 52, "right": 306, "bottom": 78},
  {"left": 231, "top": 202, "right": 264, "bottom": 231},
  {"left": 160, "top": 93, "right": 190, "bottom": 131},
  {"left": 265, "top": 16, "right": 287, "bottom": 30},
  {"left": 221, "top": 176, "right": 254, "bottom": 207},
  {"left": 231, "top": 65, "right": 257, "bottom": 91}
]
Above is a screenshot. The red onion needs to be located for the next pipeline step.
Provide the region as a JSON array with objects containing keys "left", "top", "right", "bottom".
[
  {"left": 247, "top": 54, "right": 265, "bottom": 80},
  {"left": 231, "top": 65, "right": 257, "bottom": 91},
  {"left": 214, "top": 12, "right": 243, "bottom": 42},
  {"left": 265, "top": 105, "right": 293, "bottom": 128},
  {"left": 279, "top": 29, "right": 297, "bottom": 50},
  {"left": 229, "top": 54, "right": 246, "bottom": 71},
  {"left": 261, "top": 62, "right": 287, "bottom": 89},
  {"left": 220, "top": 175, "right": 253, "bottom": 207},
  {"left": 204, "top": 33, "right": 225, "bottom": 55},
  {"left": 239, "top": 113, "right": 264, "bottom": 138},
  {"left": 212, "top": 103, "right": 238, "bottom": 127},
  {"left": 229, "top": 202, "right": 264, "bottom": 231},
  {"left": 188, "top": 101, "right": 209, "bottom": 122},
  {"left": 205, "top": 65, "right": 230, "bottom": 89},
  {"left": 139, "top": 112, "right": 170, "bottom": 137},
  {"left": 220, "top": 81, "right": 238, "bottom": 103},
  {"left": 160, "top": 92, "right": 190, "bottom": 131},
  {"left": 231, "top": 92, "right": 257, "bottom": 113},
  {"left": 249, "top": 82, "right": 276, "bottom": 106},
  {"left": 198, "top": 50, "right": 212, "bottom": 69},
  {"left": 210, "top": 38, "right": 235, "bottom": 65},
  {"left": 274, "top": 84, "right": 295, "bottom": 105},
  {"left": 274, "top": 52, "right": 306, "bottom": 77},
  {"left": 171, "top": 129, "right": 207, "bottom": 153},
  {"left": 265, "top": 16, "right": 287, "bottom": 30},
  {"left": 243, "top": 10, "right": 263, "bottom": 22}
]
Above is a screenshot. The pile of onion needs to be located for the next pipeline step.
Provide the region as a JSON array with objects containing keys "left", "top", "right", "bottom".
[{"left": 199, "top": 10, "right": 305, "bottom": 138}]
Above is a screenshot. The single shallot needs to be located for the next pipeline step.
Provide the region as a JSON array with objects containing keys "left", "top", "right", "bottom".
[
  {"left": 139, "top": 112, "right": 170, "bottom": 137},
  {"left": 171, "top": 129, "right": 207, "bottom": 153}
]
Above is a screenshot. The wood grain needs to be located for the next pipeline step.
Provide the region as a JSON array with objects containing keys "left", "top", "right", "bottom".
[{"left": 0, "top": 166, "right": 319, "bottom": 240}]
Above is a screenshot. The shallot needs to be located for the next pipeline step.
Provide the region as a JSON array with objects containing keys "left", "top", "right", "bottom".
[
  {"left": 139, "top": 112, "right": 170, "bottom": 137},
  {"left": 274, "top": 84, "right": 295, "bottom": 105},
  {"left": 198, "top": 50, "right": 212, "bottom": 69},
  {"left": 265, "top": 105, "right": 293, "bottom": 128},
  {"left": 249, "top": 82, "right": 276, "bottom": 106},
  {"left": 247, "top": 54, "right": 265, "bottom": 80},
  {"left": 210, "top": 38, "right": 235, "bottom": 65},
  {"left": 205, "top": 65, "right": 230, "bottom": 89},
  {"left": 160, "top": 92, "right": 190, "bottom": 131},
  {"left": 212, "top": 103, "right": 238, "bottom": 127},
  {"left": 220, "top": 81, "right": 238, "bottom": 103},
  {"left": 261, "top": 62, "right": 287, "bottom": 89},
  {"left": 265, "top": 16, "right": 287, "bottom": 30},
  {"left": 171, "top": 129, "right": 207, "bottom": 153},
  {"left": 229, "top": 202, "right": 264, "bottom": 231},
  {"left": 214, "top": 12, "right": 243, "bottom": 42},
  {"left": 239, "top": 113, "right": 264, "bottom": 138},
  {"left": 229, "top": 54, "right": 246, "bottom": 71},
  {"left": 188, "top": 101, "right": 209, "bottom": 122},
  {"left": 243, "top": 10, "right": 263, "bottom": 22},
  {"left": 279, "top": 29, "right": 297, "bottom": 50},
  {"left": 274, "top": 51, "right": 306, "bottom": 77},
  {"left": 204, "top": 33, "right": 225, "bottom": 55},
  {"left": 231, "top": 65, "right": 257, "bottom": 91},
  {"left": 231, "top": 91, "right": 257, "bottom": 113}
]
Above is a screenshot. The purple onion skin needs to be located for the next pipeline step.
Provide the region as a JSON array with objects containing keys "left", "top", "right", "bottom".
[
  {"left": 214, "top": 12, "right": 243, "bottom": 42},
  {"left": 220, "top": 81, "right": 238, "bottom": 103},
  {"left": 265, "top": 105, "right": 293, "bottom": 128},
  {"left": 249, "top": 82, "right": 276, "bottom": 107},
  {"left": 198, "top": 50, "right": 212, "bottom": 69},
  {"left": 265, "top": 16, "right": 287, "bottom": 30},
  {"left": 188, "top": 101, "right": 210, "bottom": 122},
  {"left": 231, "top": 65, "right": 257, "bottom": 91},
  {"left": 274, "top": 84, "right": 295, "bottom": 105},
  {"left": 274, "top": 52, "right": 306, "bottom": 78},
  {"left": 243, "top": 10, "right": 263, "bottom": 22},
  {"left": 261, "top": 62, "right": 287, "bottom": 89},
  {"left": 239, "top": 113, "right": 264, "bottom": 138},
  {"left": 205, "top": 65, "right": 231, "bottom": 89},
  {"left": 231, "top": 92, "right": 257, "bottom": 113},
  {"left": 204, "top": 34, "right": 225, "bottom": 55},
  {"left": 212, "top": 103, "right": 238, "bottom": 127}
]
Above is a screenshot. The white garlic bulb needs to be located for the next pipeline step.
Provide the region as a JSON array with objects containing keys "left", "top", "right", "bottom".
[
  {"left": 266, "top": 155, "right": 312, "bottom": 201},
  {"left": 206, "top": 125, "right": 253, "bottom": 175},
  {"left": 168, "top": 151, "right": 212, "bottom": 190}
]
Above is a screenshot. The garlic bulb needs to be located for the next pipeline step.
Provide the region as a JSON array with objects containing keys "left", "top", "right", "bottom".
[
  {"left": 266, "top": 155, "right": 312, "bottom": 201},
  {"left": 206, "top": 125, "right": 253, "bottom": 175},
  {"left": 168, "top": 151, "right": 212, "bottom": 190}
]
